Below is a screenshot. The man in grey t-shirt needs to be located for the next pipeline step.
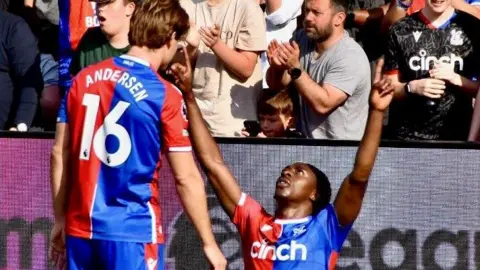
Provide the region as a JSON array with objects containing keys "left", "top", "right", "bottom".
[{"left": 266, "top": 0, "right": 371, "bottom": 140}]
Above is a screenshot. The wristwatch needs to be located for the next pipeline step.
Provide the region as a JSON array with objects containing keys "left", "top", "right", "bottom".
[{"left": 289, "top": 68, "right": 302, "bottom": 81}]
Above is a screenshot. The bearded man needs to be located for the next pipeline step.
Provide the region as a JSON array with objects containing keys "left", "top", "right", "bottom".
[{"left": 266, "top": 0, "right": 372, "bottom": 140}]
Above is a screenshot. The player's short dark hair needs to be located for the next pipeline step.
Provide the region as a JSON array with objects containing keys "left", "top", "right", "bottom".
[
  {"left": 306, "top": 164, "right": 331, "bottom": 214},
  {"left": 129, "top": 0, "right": 190, "bottom": 49},
  {"left": 329, "top": 0, "right": 348, "bottom": 13}
]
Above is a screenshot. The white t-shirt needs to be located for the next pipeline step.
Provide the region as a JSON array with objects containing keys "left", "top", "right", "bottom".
[{"left": 261, "top": 0, "right": 304, "bottom": 88}]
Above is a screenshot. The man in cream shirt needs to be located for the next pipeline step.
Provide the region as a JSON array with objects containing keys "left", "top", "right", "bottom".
[{"left": 180, "top": 0, "right": 267, "bottom": 137}]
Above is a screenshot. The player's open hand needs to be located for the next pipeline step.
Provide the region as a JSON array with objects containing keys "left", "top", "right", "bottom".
[
  {"left": 167, "top": 47, "right": 192, "bottom": 94},
  {"left": 48, "top": 221, "right": 66, "bottom": 270},
  {"left": 203, "top": 243, "right": 227, "bottom": 270},
  {"left": 370, "top": 58, "right": 395, "bottom": 112}
]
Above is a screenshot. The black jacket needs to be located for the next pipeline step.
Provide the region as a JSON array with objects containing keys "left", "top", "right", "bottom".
[{"left": 0, "top": 10, "right": 43, "bottom": 129}]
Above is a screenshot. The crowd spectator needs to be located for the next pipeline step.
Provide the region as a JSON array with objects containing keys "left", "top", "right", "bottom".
[
  {"left": 23, "top": 0, "right": 59, "bottom": 59},
  {"left": 384, "top": 0, "right": 480, "bottom": 140},
  {"left": 259, "top": 0, "right": 304, "bottom": 89},
  {"left": 179, "top": 0, "right": 267, "bottom": 137},
  {"left": 241, "top": 89, "right": 303, "bottom": 138},
  {"left": 24, "top": 0, "right": 58, "bottom": 25},
  {"left": 346, "top": 0, "right": 394, "bottom": 92},
  {"left": 381, "top": 0, "right": 480, "bottom": 32},
  {"left": 69, "top": 0, "right": 136, "bottom": 77},
  {"left": 39, "top": 54, "right": 60, "bottom": 130},
  {"left": 0, "top": 9, "right": 44, "bottom": 131},
  {"left": 347, "top": 0, "right": 390, "bottom": 62},
  {"left": 266, "top": 0, "right": 371, "bottom": 140}
]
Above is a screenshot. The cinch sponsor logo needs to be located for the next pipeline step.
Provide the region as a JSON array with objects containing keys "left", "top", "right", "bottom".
[
  {"left": 408, "top": 49, "right": 463, "bottom": 71},
  {"left": 250, "top": 240, "right": 307, "bottom": 261}
]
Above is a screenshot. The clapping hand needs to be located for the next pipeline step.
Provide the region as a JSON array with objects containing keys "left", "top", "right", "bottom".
[
  {"left": 276, "top": 41, "right": 301, "bottom": 70},
  {"left": 267, "top": 40, "right": 285, "bottom": 69},
  {"left": 199, "top": 24, "right": 220, "bottom": 48}
]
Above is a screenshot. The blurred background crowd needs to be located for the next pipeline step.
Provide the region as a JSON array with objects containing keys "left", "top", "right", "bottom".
[{"left": 1, "top": 0, "right": 479, "bottom": 142}]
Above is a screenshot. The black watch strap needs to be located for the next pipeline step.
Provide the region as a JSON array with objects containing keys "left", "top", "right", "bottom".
[{"left": 289, "top": 68, "right": 302, "bottom": 81}]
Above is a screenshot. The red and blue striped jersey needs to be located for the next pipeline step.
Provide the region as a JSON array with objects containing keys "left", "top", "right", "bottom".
[
  {"left": 57, "top": 55, "right": 191, "bottom": 244},
  {"left": 233, "top": 193, "right": 352, "bottom": 269}
]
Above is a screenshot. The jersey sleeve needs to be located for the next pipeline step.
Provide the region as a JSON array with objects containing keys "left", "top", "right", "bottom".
[
  {"left": 232, "top": 193, "right": 264, "bottom": 236},
  {"left": 384, "top": 27, "right": 401, "bottom": 75},
  {"left": 160, "top": 84, "right": 192, "bottom": 152},
  {"left": 57, "top": 77, "right": 78, "bottom": 123},
  {"left": 315, "top": 204, "right": 352, "bottom": 252}
]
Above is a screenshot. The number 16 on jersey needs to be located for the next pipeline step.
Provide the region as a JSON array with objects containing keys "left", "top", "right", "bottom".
[{"left": 79, "top": 93, "right": 132, "bottom": 167}]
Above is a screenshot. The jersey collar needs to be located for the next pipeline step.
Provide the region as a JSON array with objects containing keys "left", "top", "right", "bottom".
[
  {"left": 119, "top": 54, "right": 150, "bottom": 67},
  {"left": 418, "top": 9, "right": 457, "bottom": 29},
  {"left": 274, "top": 216, "right": 311, "bottom": 224}
]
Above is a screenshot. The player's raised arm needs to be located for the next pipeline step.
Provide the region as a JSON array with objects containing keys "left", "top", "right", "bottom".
[
  {"left": 333, "top": 59, "right": 394, "bottom": 226},
  {"left": 168, "top": 48, "right": 242, "bottom": 219},
  {"left": 161, "top": 70, "right": 226, "bottom": 268}
]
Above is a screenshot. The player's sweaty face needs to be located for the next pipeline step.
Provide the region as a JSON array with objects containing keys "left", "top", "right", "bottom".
[{"left": 274, "top": 163, "right": 317, "bottom": 204}]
